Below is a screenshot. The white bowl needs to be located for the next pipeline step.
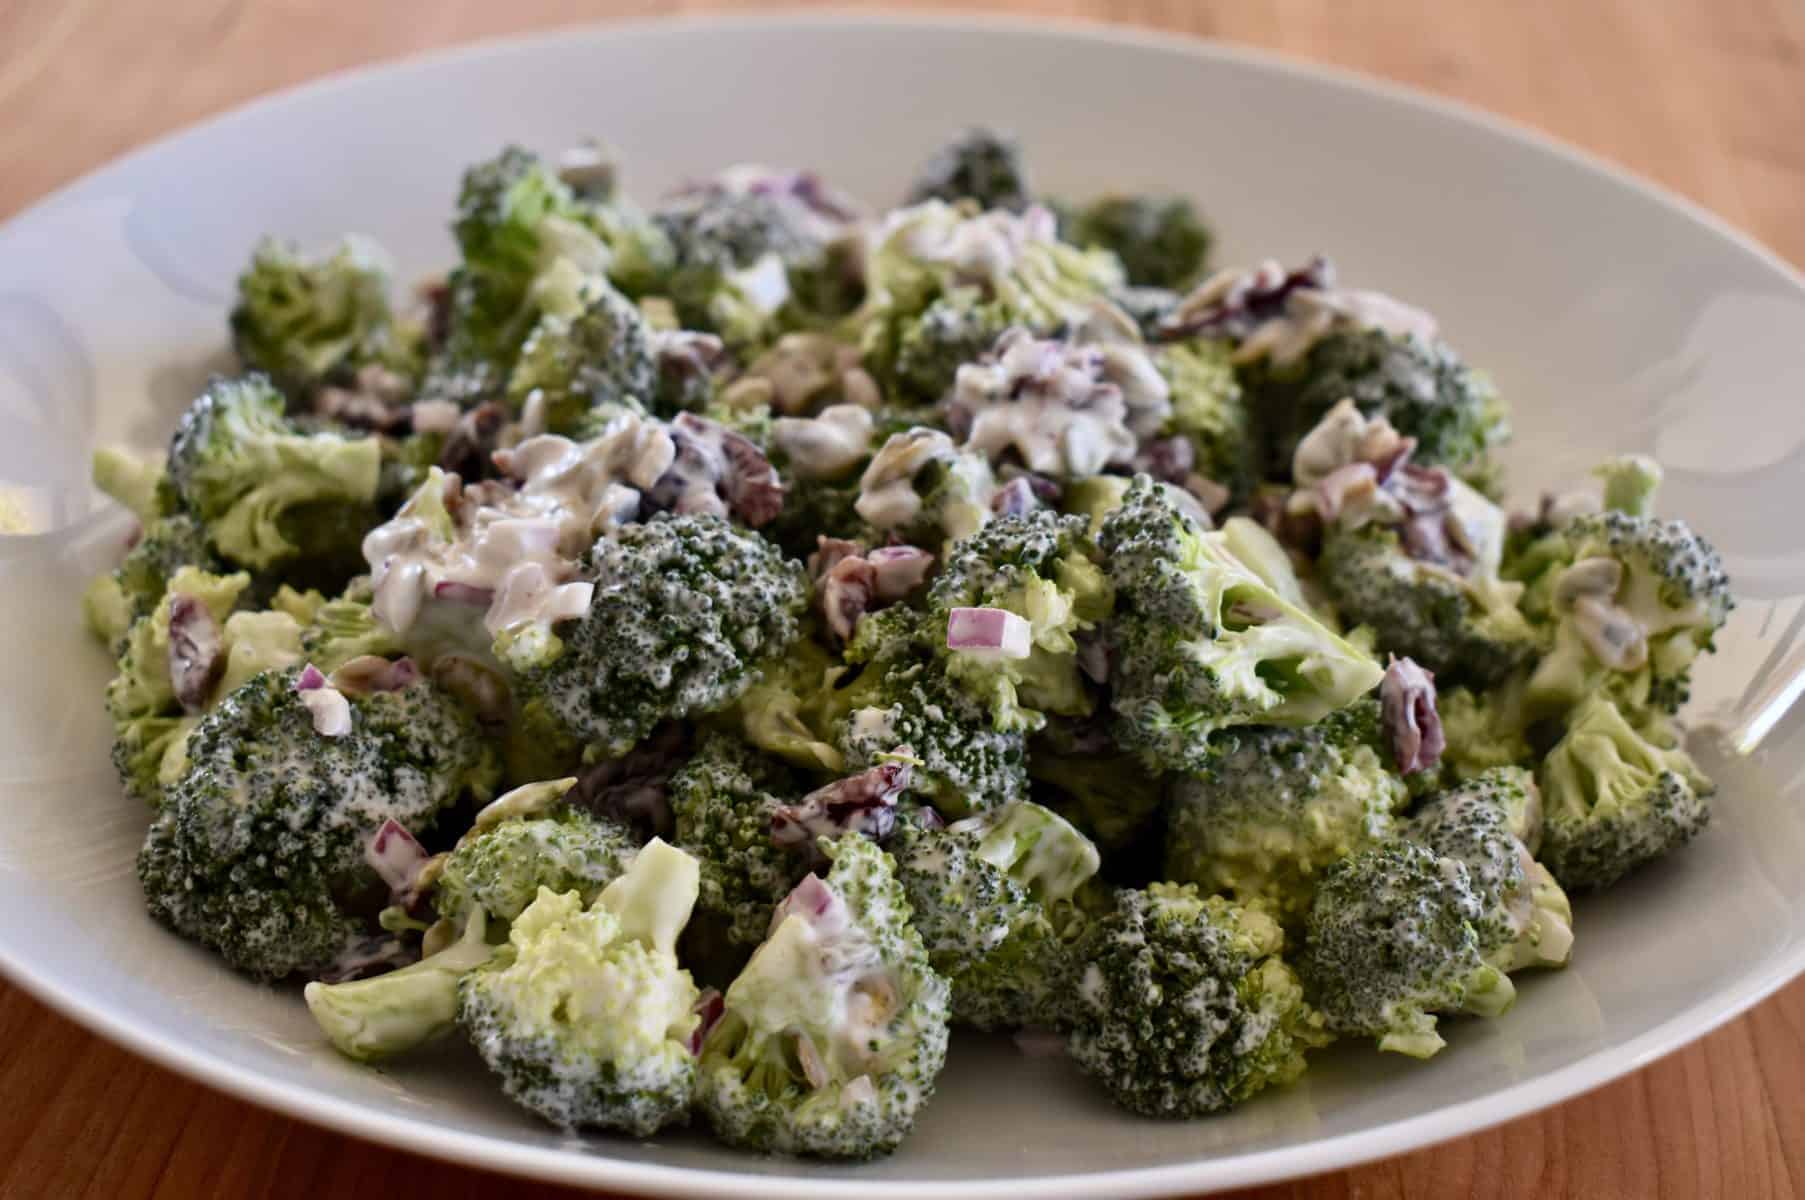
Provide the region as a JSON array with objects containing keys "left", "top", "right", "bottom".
[{"left": 3, "top": 13, "right": 1804, "bottom": 1198}]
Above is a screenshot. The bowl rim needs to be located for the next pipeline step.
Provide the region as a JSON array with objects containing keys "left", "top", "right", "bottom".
[{"left": 4, "top": 10, "right": 1802, "bottom": 1197}]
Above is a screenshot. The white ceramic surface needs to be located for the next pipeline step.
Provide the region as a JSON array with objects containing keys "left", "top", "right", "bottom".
[{"left": 4, "top": 13, "right": 1805, "bottom": 1198}]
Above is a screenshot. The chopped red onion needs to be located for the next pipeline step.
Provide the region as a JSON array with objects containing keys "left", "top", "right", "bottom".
[
  {"left": 166, "top": 593, "right": 224, "bottom": 714},
  {"left": 947, "top": 607, "right": 1033, "bottom": 660},
  {"left": 330, "top": 655, "right": 423, "bottom": 696},
  {"left": 769, "top": 873, "right": 842, "bottom": 936},
  {"left": 1380, "top": 656, "right": 1444, "bottom": 776},
  {"left": 296, "top": 663, "right": 328, "bottom": 691},
  {"left": 364, "top": 818, "right": 428, "bottom": 895},
  {"left": 866, "top": 546, "right": 934, "bottom": 600},
  {"left": 296, "top": 664, "right": 352, "bottom": 736},
  {"left": 1157, "top": 256, "right": 1335, "bottom": 341},
  {"left": 688, "top": 989, "right": 725, "bottom": 1057}
]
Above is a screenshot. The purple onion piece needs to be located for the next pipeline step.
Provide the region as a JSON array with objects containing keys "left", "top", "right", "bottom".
[
  {"left": 866, "top": 546, "right": 934, "bottom": 601},
  {"left": 364, "top": 818, "right": 428, "bottom": 895},
  {"left": 768, "top": 872, "right": 842, "bottom": 937},
  {"left": 1380, "top": 656, "right": 1444, "bottom": 776},
  {"left": 947, "top": 607, "right": 1033, "bottom": 658},
  {"left": 990, "top": 476, "right": 1041, "bottom": 517},
  {"left": 331, "top": 655, "right": 423, "bottom": 696},
  {"left": 166, "top": 594, "right": 225, "bottom": 714},
  {"left": 688, "top": 989, "right": 726, "bottom": 1057},
  {"left": 770, "top": 761, "right": 912, "bottom": 855},
  {"left": 1156, "top": 255, "right": 1336, "bottom": 341},
  {"left": 433, "top": 580, "right": 495, "bottom": 607},
  {"left": 296, "top": 663, "right": 328, "bottom": 692},
  {"left": 1132, "top": 436, "right": 1196, "bottom": 487}
]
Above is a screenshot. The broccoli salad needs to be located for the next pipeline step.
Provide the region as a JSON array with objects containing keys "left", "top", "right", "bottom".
[{"left": 81, "top": 128, "right": 1734, "bottom": 1159}]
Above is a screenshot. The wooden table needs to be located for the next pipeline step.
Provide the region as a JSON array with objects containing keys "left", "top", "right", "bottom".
[{"left": 3, "top": 2, "right": 1802, "bottom": 1196}]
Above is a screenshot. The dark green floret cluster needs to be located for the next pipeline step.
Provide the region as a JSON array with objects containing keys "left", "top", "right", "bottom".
[{"left": 78, "top": 130, "right": 1735, "bottom": 1160}]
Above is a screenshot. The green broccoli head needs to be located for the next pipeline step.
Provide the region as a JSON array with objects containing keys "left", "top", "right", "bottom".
[
  {"left": 730, "top": 637, "right": 846, "bottom": 773},
  {"left": 86, "top": 514, "right": 224, "bottom": 644},
  {"left": 1027, "top": 723, "right": 1165, "bottom": 851},
  {"left": 1536, "top": 694, "right": 1713, "bottom": 891},
  {"left": 1299, "top": 840, "right": 1515, "bottom": 1058},
  {"left": 856, "top": 202, "right": 1124, "bottom": 395},
  {"left": 926, "top": 510, "right": 1112, "bottom": 733},
  {"left": 298, "top": 584, "right": 403, "bottom": 673},
  {"left": 835, "top": 659, "right": 1029, "bottom": 818},
  {"left": 1067, "top": 194, "right": 1211, "bottom": 290},
  {"left": 517, "top": 514, "right": 806, "bottom": 759},
  {"left": 1407, "top": 768, "right": 1574, "bottom": 973},
  {"left": 137, "top": 665, "right": 494, "bottom": 979},
  {"left": 1163, "top": 700, "right": 1409, "bottom": 925},
  {"left": 505, "top": 281, "right": 657, "bottom": 433},
  {"left": 904, "top": 128, "right": 1032, "bottom": 213},
  {"left": 1067, "top": 884, "right": 1327, "bottom": 1117},
  {"left": 458, "top": 840, "right": 704, "bottom": 1135},
  {"left": 1319, "top": 521, "right": 1537, "bottom": 687},
  {"left": 696, "top": 836, "right": 951, "bottom": 1158},
  {"left": 668, "top": 732, "right": 809, "bottom": 948},
  {"left": 1263, "top": 330, "right": 1505, "bottom": 485},
  {"left": 1435, "top": 680, "right": 1536, "bottom": 780},
  {"left": 435, "top": 806, "right": 641, "bottom": 926},
  {"left": 230, "top": 235, "right": 420, "bottom": 396},
  {"left": 653, "top": 185, "right": 822, "bottom": 353},
  {"left": 1516, "top": 509, "right": 1732, "bottom": 715},
  {"left": 1098, "top": 476, "right": 1384, "bottom": 772},
  {"left": 891, "top": 288, "right": 1011, "bottom": 405},
  {"left": 164, "top": 374, "right": 381, "bottom": 573},
  {"left": 897, "top": 801, "right": 1099, "bottom": 1031},
  {"left": 1156, "top": 337, "right": 1254, "bottom": 502}
]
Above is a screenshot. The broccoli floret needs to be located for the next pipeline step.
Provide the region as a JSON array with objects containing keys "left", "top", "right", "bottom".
[
  {"left": 891, "top": 801, "right": 1099, "bottom": 1030},
  {"left": 516, "top": 514, "right": 806, "bottom": 759},
  {"left": 1067, "top": 194, "right": 1211, "bottom": 290},
  {"left": 1098, "top": 477, "right": 1384, "bottom": 772},
  {"left": 1515, "top": 509, "right": 1732, "bottom": 716},
  {"left": 1299, "top": 841, "right": 1515, "bottom": 1058},
  {"left": 164, "top": 375, "right": 380, "bottom": 575},
  {"left": 730, "top": 637, "right": 845, "bottom": 772},
  {"left": 904, "top": 128, "right": 1032, "bottom": 213},
  {"left": 668, "top": 732, "right": 809, "bottom": 948},
  {"left": 136, "top": 666, "right": 494, "bottom": 979},
  {"left": 835, "top": 659, "right": 1029, "bottom": 818},
  {"left": 697, "top": 836, "right": 951, "bottom": 1158},
  {"left": 1068, "top": 884, "right": 1327, "bottom": 1117},
  {"left": 85, "top": 514, "right": 224, "bottom": 643},
  {"left": 230, "top": 235, "right": 420, "bottom": 396},
  {"left": 1536, "top": 694, "right": 1713, "bottom": 891},
  {"left": 856, "top": 203, "right": 1124, "bottom": 396},
  {"left": 891, "top": 289, "right": 1010, "bottom": 404},
  {"left": 926, "top": 510, "right": 1112, "bottom": 732},
  {"left": 763, "top": 476, "right": 866, "bottom": 560},
  {"left": 1156, "top": 338, "right": 1254, "bottom": 500},
  {"left": 92, "top": 446, "right": 171, "bottom": 525},
  {"left": 305, "top": 907, "right": 497, "bottom": 1063},
  {"left": 653, "top": 188, "right": 819, "bottom": 353},
  {"left": 1164, "top": 701, "right": 1409, "bottom": 925},
  {"left": 1261, "top": 330, "right": 1505, "bottom": 484},
  {"left": 1436, "top": 680, "right": 1537, "bottom": 780},
  {"left": 298, "top": 585, "right": 403, "bottom": 673},
  {"left": 458, "top": 840, "right": 704, "bottom": 1134},
  {"left": 1319, "top": 522, "right": 1537, "bottom": 687},
  {"left": 436, "top": 807, "right": 640, "bottom": 926},
  {"left": 1407, "top": 768, "right": 1574, "bottom": 973},
  {"left": 505, "top": 281, "right": 657, "bottom": 432}
]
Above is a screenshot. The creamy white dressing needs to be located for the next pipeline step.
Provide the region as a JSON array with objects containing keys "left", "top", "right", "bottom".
[
  {"left": 855, "top": 428, "right": 957, "bottom": 529},
  {"left": 1176, "top": 261, "right": 1440, "bottom": 367},
  {"left": 880, "top": 201, "right": 1059, "bottom": 285},
  {"left": 772, "top": 404, "right": 874, "bottom": 481}
]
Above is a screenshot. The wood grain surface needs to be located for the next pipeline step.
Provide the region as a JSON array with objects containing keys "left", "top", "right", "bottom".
[{"left": 2, "top": 2, "right": 1803, "bottom": 1198}]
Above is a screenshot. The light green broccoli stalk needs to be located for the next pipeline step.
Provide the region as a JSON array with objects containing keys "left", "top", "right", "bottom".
[
  {"left": 164, "top": 374, "right": 381, "bottom": 573},
  {"left": 1163, "top": 700, "right": 1408, "bottom": 926},
  {"left": 1435, "top": 679, "right": 1537, "bottom": 780},
  {"left": 304, "top": 907, "right": 496, "bottom": 1063},
  {"left": 1298, "top": 841, "right": 1515, "bottom": 1058},
  {"left": 1067, "top": 193, "right": 1212, "bottom": 290},
  {"left": 1536, "top": 694, "right": 1713, "bottom": 891},
  {"left": 696, "top": 836, "right": 951, "bottom": 1159},
  {"left": 92, "top": 446, "right": 171, "bottom": 525},
  {"left": 458, "top": 840, "right": 705, "bottom": 1135},
  {"left": 1407, "top": 768, "right": 1574, "bottom": 973},
  {"left": 1513, "top": 506, "right": 1732, "bottom": 716},
  {"left": 891, "top": 801, "right": 1100, "bottom": 1030},
  {"left": 1596, "top": 453, "right": 1663, "bottom": 518},
  {"left": 137, "top": 665, "right": 495, "bottom": 979},
  {"left": 729, "top": 637, "right": 846, "bottom": 773},
  {"left": 230, "top": 235, "right": 421, "bottom": 396},
  {"left": 1067, "top": 884, "right": 1329, "bottom": 1117},
  {"left": 1098, "top": 476, "right": 1384, "bottom": 772},
  {"left": 515, "top": 514, "right": 807, "bottom": 760}
]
